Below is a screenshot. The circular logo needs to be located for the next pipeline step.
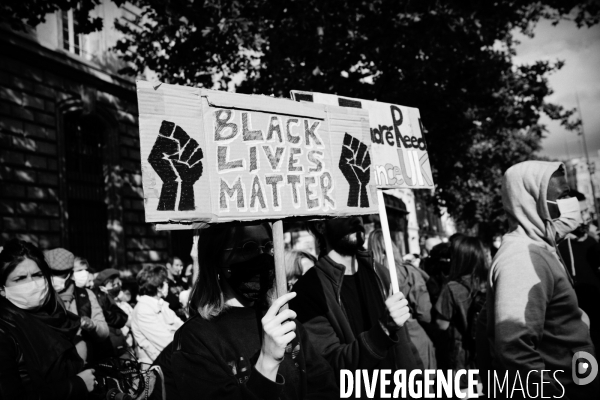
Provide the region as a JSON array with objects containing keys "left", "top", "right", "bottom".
[{"left": 572, "top": 351, "right": 598, "bottom": 385}]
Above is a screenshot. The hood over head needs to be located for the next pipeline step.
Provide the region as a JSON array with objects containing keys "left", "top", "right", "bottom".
[{"left": 501, "top": 160, "right": 565, "bottom": 247}]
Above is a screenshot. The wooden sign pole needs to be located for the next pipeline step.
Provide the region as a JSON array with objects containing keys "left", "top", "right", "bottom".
[
  {"left": 272, "top": 220, "right": 288, "bottom": 310},
  {"left": 191, "top": 229, "right": 200, "bottom": 284},
  {"left": 377, "top": 190, "right": 400, "bottom": 294}
]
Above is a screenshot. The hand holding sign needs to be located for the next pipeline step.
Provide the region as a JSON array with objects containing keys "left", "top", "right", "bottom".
[
  {"left": 148, "top": 120, "right": 204, "bottom": 211},
  {"left": 339, "top": 133, "right": 371, "bottom": 208}
]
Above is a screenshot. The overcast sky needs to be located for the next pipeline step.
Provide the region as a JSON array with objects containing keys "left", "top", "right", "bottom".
[{"left": 513, "top": 19, "right": 600, "bottom": 162}]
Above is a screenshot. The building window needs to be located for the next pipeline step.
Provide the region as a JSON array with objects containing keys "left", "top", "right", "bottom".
[
  {"left": 62, "top": 9, "right": 83, "bottom": 55},
  {"left": 63, "top": 112, "right": 109, "bottom": 269}
]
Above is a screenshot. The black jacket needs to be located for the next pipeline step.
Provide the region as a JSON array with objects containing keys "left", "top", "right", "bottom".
[
  {"left": 0, "top": 301, "right": 88, "bottom": 400},
  {"left": 290, "top": 250, "right": 423, "bottom": 374},
  {"left": 170, "top": 307, "right": 338, "bottom": 400}
]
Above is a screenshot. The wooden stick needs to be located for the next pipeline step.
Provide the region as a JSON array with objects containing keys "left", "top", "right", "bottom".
[
  {"left": 377, "top": 190, "right": 400, "bottom": 294},
  {"left": 191, "top": 229, "right": 200, "bottom": 284},
  {"left": 272, "top": 220, "right": 288, "bottom": 310}
]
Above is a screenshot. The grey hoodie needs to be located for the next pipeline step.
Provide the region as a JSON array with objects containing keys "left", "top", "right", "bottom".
[{"left": 487, "top": 161, "right": 597, "bottom": 398}]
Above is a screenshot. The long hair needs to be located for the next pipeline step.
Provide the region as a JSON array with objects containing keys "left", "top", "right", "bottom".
[
  {"left": 448, "top": 235, "right": 489, "bottom": 293},
  {"left": 0, "top": 239, "right": 62, "bottom": 314},
  {"left": 284, "top": 249, "right": 316, "bottom": 289},
  {"left": 307, "top": 221, "right": 327, "bottom": 257},
  {"left": 188, "top": 222, "right": 272, "bottom": 320},
  {"left": 368, "top": 229, "right": 403, "bottom": 266}
]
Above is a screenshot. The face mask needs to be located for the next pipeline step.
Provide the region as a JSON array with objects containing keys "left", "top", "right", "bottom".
[
  {"left": 51, "top": 275, "right": 69, "bottom": 292},
  {"left": 224, "top": 253, "right": 275, "bottom": 302},
  {"left": 327, "top": 218, "right": 365, "bottom": 256},
  {"left": 107, "top": 285, "right": 121, "bottom": 298},
  {"left": 547, "top": 197, "right": 583, "bottom": 241},
  {"left": 4, "top": 279, "right": 49, "bottom": 310},
  {"left": 73, "top": 270, "right": 89, "bottom": 288}
]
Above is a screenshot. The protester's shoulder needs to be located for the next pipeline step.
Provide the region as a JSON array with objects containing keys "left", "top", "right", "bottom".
[
  {"left": 132, "top": 300, "right": 153, "bottom": 316},
  {"left": 174, "top": 315, "right": 217, "bottom": 349},
  {"left": 0, "top": 326, "right": 17, "bottom": 358},
  {"left": 494, "top": 236, "right": 554, "bottom": 268},
  {"left": 292, "top": 265, "right": 322, "bottom": 294},
  {"left": 447, "top": 279, "right": 467, "bottom": 292},
  {"left": 84, "top": 288, "right": 99, "bottom": 300},
  {"left": 93, "top": 289, "right": 109, "bottom": 303}
]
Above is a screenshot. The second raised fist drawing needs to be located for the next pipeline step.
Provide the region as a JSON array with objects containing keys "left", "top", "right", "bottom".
[
  {"left": 339, "top": 133, "right": 371, "bottom": 208},
  {"left": 148, "top": 120, "right": 204, "bottom": 211}
]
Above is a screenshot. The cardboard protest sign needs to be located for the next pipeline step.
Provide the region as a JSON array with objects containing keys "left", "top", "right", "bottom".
[
  {"left": 137, "top": 81, "right": 379, "bottom": 227},
  {"left": 290, "top": 91, "right": 434, "bottom": 190}
]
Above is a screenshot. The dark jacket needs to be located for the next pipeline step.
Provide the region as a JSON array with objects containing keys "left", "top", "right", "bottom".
[
  {"left": 0, "top": 301, "right": 88, "bottom": 400},
  {"left": 290, "top": 250, "right": 423, "bottom": 374},
  {"left": 170, "top": 308, "right": 338, "bottom": 400},
  {"left": 153, "top": 342, "right": 178, "bottom": 400}
]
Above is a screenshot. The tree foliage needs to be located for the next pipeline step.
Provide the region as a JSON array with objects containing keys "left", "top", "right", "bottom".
[
  {"left": 9, "top": 0, "right": 599, "bottom": 236},
  {"left": 1, "top": 0, "right": 126, "bottom": 34},
  {"left": 112, "top": 0, "right": 598, "bottom": 237}
]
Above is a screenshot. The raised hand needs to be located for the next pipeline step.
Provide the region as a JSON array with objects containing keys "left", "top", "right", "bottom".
[
  {"left": 148, "top": 121, "right": 204, "bottom": 211},
  {"left": 256, "top": 292, "right": 297, "bottom": 381},
  {"left": 339, "top": 133, "right": 371, "bottom": 207}
]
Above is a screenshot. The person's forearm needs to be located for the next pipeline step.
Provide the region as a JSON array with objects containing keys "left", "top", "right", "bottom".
[{"left": 255, "top": 352, "right": 279, "bottom": 382}]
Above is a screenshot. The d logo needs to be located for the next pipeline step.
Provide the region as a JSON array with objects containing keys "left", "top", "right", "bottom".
[{"left": 572, "top": 351, "right": 598, "bottom": 385}]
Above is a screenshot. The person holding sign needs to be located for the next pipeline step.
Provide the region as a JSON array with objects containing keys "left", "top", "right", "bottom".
[
  {"left": 291, "top": 217, "right": 423, "bottom": 398},
  {"left": 169, "top": 222, "right": 337, "bottom": 399}
]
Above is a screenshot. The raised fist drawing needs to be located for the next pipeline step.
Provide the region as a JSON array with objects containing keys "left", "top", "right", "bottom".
[
  {"left": 339, "top": 133, "right": 371, "bottom": 207},
  {"left": 148, "top": 120, "right": 203, "bottom": 211}
]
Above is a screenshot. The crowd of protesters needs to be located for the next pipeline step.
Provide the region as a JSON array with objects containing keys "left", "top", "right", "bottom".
[{"left": 1, "top": 160, "right": 599, "bottom": 399}]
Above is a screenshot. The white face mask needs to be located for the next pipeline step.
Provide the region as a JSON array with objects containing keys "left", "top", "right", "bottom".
[
  {"left": 51, "top": 275, "right": 69, "bottom": 292},
  {"left": 4, "top": 279, "right": 49, "bottom": 310},
  {"left": 73, "top": 270, "right": 89, "bottom": 288},
  {"left": 547, "top": 197, "right": 583, "bottom": 241}
]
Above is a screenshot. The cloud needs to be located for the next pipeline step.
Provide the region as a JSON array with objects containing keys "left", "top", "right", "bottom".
[{"left": 514, "top": 20, "right": 600, "bottom": 160}]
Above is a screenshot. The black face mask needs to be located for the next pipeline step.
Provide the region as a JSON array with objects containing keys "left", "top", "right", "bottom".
[
  {"left": 326, "top": 218, "right": 365, "bottom": 256},
  {"left": 108, "top": 285, "right": 121, "bottom": 298},
  {"left": 224, "top": 253, "right": 275, "bottom": 302}
]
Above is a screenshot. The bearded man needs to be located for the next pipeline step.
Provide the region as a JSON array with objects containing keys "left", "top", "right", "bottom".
[{"left": 290, "top": 217, "right": 423, "bottom": 400}]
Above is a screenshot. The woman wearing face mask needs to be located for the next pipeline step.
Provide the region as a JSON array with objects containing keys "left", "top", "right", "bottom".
[
  {"left": 44, "top": 250, "right": 109, "bottom": 364},
  {"left": 0, "top": 239, "right": 96, "bottom": 399},
  {"left": 132, "top": 266, "right": 183, "bottom": 364},
  {"left": 167, "top": 222, "right": 337, "bottom": 399}
]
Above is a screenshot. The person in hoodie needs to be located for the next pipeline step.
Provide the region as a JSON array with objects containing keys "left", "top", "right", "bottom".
[
  {"left": 291, "top": 217, "right": 423, "bottom": 399},
  {"left": 44, "top": 249, "right": 109, "bottom": 364},
  {"left": 487, "top": 161, "right": 598, "bottom": 399}
]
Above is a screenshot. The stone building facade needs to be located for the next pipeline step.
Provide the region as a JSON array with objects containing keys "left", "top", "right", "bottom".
[{"left": 0, "top": 4, "right": 170, "bottom": 273}]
